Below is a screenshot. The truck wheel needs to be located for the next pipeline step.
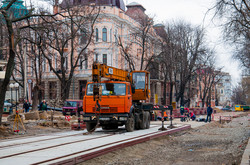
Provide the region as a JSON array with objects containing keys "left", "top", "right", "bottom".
[
  {"left": 145, "top": 111, "right": 150, "bottom": 129},
  {"left": 86, "top": 122, "right": 97, "bottom": 132},
  {"left": 125, "top": 114, "right": 134, "bottom": 132},
  {"left": 139, "top": 111, "right": 147, "bottom": 129},
  {"left": 134, "top": 113, "right": 140, "bottom": 130}
]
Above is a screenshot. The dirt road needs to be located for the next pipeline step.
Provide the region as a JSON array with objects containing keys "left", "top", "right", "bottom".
[{"left": 82, "top": 114, "right": 249, "bottom": 165}]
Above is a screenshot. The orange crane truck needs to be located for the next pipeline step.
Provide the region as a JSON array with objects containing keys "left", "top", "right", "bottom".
[{"left": 82, "top": 62, "right": 152, "bottom": 132}]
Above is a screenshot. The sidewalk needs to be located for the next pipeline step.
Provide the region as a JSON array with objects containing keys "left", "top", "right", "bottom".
[{"left": 241, "top": 138, "right": 250, "bottom": 165}]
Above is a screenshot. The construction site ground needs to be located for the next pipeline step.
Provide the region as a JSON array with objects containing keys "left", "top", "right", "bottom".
[
  {"left": 82, "top": 112, "right": 250, "bottom": 165},
  {"left": 0, "top": 111, "right": 249, "bottom": 165}
]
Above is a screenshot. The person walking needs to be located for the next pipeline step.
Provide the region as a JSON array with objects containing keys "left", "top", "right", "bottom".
[
  {"left": 23, "top": 100, "right": 30, "bottom": 113},
  {"left": 206, "top": 104, "right": 213, "bottom": 122},
  {"left": 180, "top": 106, "right": 184, "bottom": 122},
  {"left": 39, "top": 100, "right": 48, "bottom": 111}
]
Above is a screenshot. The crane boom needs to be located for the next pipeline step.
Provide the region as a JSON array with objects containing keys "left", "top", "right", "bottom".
[
  {"left": 92, "top": 62, "right": 131, "bottom": 82},
  {"left": 92, "top": 62, "right": 150, "bottom": 101}
]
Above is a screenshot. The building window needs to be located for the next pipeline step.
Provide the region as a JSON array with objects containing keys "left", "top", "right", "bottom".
[
  {"left": 54, "top": 54, "right": 57, "bottom": 70},
  {"left": 42, "top": 58, "right": 46, "bottom": 72},
  {"left": 79, "top": 55, "right": 83, "bottom": 70},
  {"left": 79, "top": 29, "right": 87, "bottom": 45},
  {"left": 79, "top": 54, "right": 88, "bottom": 70},
  {"left": 79, "top": 80, "right": 87, "bottom": 99},
  {"left": 110, "top": 29, "right": 112, "bottom": 42},
  {"left": 96, "top": 28, "right": 98, "bottom": 42},
  {"left": 49, "top": 81, "right": 57, "bottom": 99},
  {"left": 95, "top": 54, "right": 99, "bottom": 62},
  {"left": 102, "top": 28, "right": 107, "bottom": 42},
  {"left": 85, "top": 55, "right": 88, "bottom": 69},
  {"left": 63, "top": 53, "right": 68, "bottom": 71},
  {"left": 103, "top": 54, "right": 107, "bottom": 65}
]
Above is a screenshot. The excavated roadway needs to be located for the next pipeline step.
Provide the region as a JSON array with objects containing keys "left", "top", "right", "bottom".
[{"left": 0, "top": 124, "right": 190, "bottom": 165}]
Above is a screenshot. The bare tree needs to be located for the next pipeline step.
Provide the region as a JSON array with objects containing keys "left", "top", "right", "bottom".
[
  {"left": 157, "top": 24, "right": 177, "bottom": 105},
  {"left": 116, "top": 15, "right": 156, "bottom": 71},
  {"left": 196, "top": 52, "right": 222, "bottom": 107},
  {"left": 31, "top": 4, "right": 100, "bottom": 101},
  {"left": 212, "top": 0, "right": 250, "bottom": 68},
  {"left": 171, "top": 21, "right": 206, "bottom": 106},
  {"left": 0, "top": 0, "right": 36, "bottom": 124},
  {"left": 231, "top": 85, "right": 246, "bottom": 105}
]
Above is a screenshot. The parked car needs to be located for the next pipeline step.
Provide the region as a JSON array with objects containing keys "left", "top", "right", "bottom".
[
  {"left": 62, "top": 100, "right": 82, "bottom": 116},
  {"left": 221, "top": 107, "right": 231, "bottom": 111},
  {"left": 4, "top": 100, "right": 12, "bottom": 114},
  {"left": 4, "top": 100, "right": 12, "bottom": 107}
]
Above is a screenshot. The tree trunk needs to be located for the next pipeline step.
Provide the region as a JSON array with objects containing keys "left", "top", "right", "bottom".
[
  {"left": 0, "top": 48, "right": 15, "bottom": 125},
  {"left": 169, "top": 82, "right": 173, "bottom": 105},
  {"left": 32, "top": 85, "right": 39, "bottom": 111},
  {"left": 0, "top": 21, "right": 15, "bottom": 125},
  {"left": 202, "top": 99, "right": 205, "bottom": 107},
  {"left": 163, "top": 78, "right": 167, "bottom": 105},
  {"left": 61, "top": 80, "right": 71, "bottom": 101}
]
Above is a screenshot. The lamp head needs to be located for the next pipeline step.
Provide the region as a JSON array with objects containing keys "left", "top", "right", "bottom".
[
  {"left": 14, "top": 82, "right": 19, "bottom": 88},
  {"left": 9, "top": 83, "right": 14, "bottom": 88}
]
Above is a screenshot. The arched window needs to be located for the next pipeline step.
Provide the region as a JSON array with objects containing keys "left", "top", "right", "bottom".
[
  {"left": 96, "top": 28, "right": 98, "bottom": 42},
  {"left": 102, "top": 28, "right": 107, "bottom": 42}
]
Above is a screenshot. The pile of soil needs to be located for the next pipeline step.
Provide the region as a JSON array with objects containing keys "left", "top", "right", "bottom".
[{"left": 0, "top": 111, "right": 73, "bottom": 140}]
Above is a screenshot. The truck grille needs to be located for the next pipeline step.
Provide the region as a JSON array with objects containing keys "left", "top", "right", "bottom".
[{"left": 92, "top": 107, "right": 118, "bottom": 113}]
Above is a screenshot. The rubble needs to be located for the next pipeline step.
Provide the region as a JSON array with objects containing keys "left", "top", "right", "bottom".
[
  {"left": 7, "top": 114, "right": 24, "bottom": 121},
  {"left": 24, "top": 111, "right": 40, "bottom": 120},
  {"left": 39, "top": 111, "right": 48, "bottom": 120}
]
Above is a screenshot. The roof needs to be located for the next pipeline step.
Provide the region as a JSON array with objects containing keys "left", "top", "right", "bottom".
[
  {"left": 60, "top": 0, "right": 125, "bottom": 11},
  {"left": 154, "top": 24, "right": 164, "bottom": 27},
  {"left": 1, "top": 0, "right": 28, "bottom": 19},
  {"left": 126, "top": 2, "right": 141, "bottom": 6},
  {"left": 126, "top": 2, "right": 145, "bottom": 11}
]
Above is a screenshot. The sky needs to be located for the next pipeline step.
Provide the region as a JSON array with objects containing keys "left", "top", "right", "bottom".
[
  {"left": 1, "top": 0, "right": 241, "bottom": 85},
  {"left": 125, "top": 0, "right": 241, "bottom": 86}
]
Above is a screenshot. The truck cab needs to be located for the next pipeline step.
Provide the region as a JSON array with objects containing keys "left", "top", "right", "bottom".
[{"left": 83, "top": 81, "right": 133, "bottom": 129}]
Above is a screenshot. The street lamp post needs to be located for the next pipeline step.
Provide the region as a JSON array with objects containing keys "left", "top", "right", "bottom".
[
  {"left": 9, "top": 83, "right": 14, "bottom": 107},
  {"left": 9, "top": 83, "right": 19, "bottom": 113},
  {"left": 14, "top": 83, "right": 19, "bottom": 112}
]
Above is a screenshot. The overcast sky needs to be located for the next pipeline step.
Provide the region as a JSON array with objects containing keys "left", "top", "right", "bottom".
[
  {"left": 1, "top": 0, "right": 241, "bottom": 85},
  {"left": 125, "top": 0, "right": 241, "bottom": 86}
]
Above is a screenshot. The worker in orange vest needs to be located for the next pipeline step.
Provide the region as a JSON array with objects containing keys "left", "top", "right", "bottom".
[{"left": 157, "top": 110, "right": 168, "bottom": 121}]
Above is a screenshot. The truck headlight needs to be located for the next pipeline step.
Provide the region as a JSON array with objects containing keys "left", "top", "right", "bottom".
[{"left": 119, "top": 117, "right": 127, "bottom": 121}]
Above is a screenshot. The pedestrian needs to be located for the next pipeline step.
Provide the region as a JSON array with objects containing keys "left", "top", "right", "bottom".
[
  {"left": 184, "top": 107, "right": 190, "bottom": 121},
  {"left": 180, "top": 106, "right": 184, "bottom": 122},
  {"left": 206, "top": 104, "right": 213, "bottom": 122},
  {"left": 39, "top": 100, "right": 48, "bottom": 111},
  {"left": 190, "top": 112, "right": 196, "bottom": 121},
  {"left": 23, "top": 99, "right": 30, "bottom": 113}
]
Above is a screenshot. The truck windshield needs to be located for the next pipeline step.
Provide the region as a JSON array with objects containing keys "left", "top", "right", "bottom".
[
  {"left": 133, "top": 72, "right": 145, "bottom": 89},
  {"left": 64, "top": 101, "right": 78, "bottom": 107},
  {"left": 87, "top": 83, "right": 126, "bottom": 96}
]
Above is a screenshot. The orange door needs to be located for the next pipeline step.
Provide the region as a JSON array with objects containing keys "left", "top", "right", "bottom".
[{"left": 126, "top": 85, "right": 132, "bottom": 113}]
